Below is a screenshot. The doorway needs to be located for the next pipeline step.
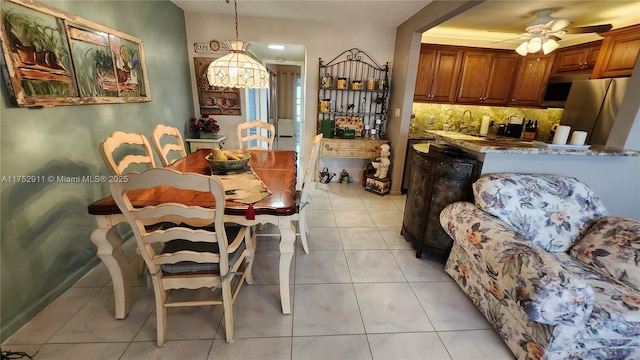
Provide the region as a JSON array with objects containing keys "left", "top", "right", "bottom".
[{"left": 267, "top": 63, "right": 303, "bottom": 152}]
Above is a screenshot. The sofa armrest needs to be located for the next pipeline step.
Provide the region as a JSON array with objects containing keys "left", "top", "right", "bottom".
[{"left": 441, "top": 201, "right": 594, "bottom": 327}]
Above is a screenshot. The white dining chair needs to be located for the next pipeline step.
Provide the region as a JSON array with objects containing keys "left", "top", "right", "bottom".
[
  {"left": 109, "top": 168, "right": 255, "bottom": 346},
  {"left": 150, "top": 124, "right": 187, "bottom": 166},
  {"left": 99, "top": 131, "right": 157, "bottom": 175},
  {"left": 237, "top": 120, "right": 275, "bottom": 150},
  {"left": 293, "top": 133, "right": 323, "bottom": 253},
  {"left": 100, "top": 131, "right": 157, "bottom": 276}
]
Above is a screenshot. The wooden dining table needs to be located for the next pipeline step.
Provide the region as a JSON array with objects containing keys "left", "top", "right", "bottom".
[{"left": 87, "top": 149, "right": 298, "bottom": 318}]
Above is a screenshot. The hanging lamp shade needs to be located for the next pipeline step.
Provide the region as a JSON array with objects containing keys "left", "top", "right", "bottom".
[
  {"left": 206, "top": 0, "right": 268, "bottom": 89},
  {"left": 208, "top": 40, "right": 268, "bottom": 88}
]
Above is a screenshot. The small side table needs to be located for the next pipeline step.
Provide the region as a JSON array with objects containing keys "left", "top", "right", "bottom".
[{"left": 185, "top": 136, "right": 227, "bottom": 153}]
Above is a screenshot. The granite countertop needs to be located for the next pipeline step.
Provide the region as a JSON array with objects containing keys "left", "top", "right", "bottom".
[
  {"left": 408, "top": 130, "right": 438, "bottom": 140},
  {"left": 425, "top": 131, "right": 640, "bottom": 157}
]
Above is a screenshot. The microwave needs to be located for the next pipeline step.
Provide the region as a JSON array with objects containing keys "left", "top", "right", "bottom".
[{"left": 541, "top": 74, "right": 591, "bottom": 108}]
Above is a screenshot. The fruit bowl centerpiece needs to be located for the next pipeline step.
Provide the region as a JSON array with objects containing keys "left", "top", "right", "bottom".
[{"left": 206, "top": 148, "right": 251, "bottom": 171}]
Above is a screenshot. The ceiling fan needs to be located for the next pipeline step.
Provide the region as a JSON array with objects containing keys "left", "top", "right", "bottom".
[{"left": 498, "top": 9, "right": 613, "bottom": 56}]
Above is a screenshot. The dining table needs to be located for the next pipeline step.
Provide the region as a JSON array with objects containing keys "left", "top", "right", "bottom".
[{"left": 87, "top": 149, "right": 298, "bottom": 319}]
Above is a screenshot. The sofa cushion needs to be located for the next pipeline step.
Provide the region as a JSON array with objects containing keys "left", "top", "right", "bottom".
[
  {"left": 473, "top": 173, "right": 608, "bottom": 253},
  {"left": 569, "top": 216, "right": 640, "bottom": 291}
]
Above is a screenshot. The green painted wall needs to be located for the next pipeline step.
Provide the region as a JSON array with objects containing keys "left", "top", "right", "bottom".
[{"left": 0, "top": 0, "right": 194, "bottom": 339}]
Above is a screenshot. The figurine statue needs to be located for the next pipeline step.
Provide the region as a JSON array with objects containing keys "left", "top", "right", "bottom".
[{"left": 371, "top": 144, "right": 391, "bottom": 179}]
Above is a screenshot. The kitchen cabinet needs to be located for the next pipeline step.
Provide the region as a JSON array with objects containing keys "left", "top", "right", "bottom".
[
  {"left": 320, "top": 138, "right": 388, "bottom": 159},
  {"left": 414, "top": 45, "right": 462, "bottom": 103},
  {"left": 402, "top": 144, "right": 481, "bottom": 258},
  {"left": 509, "top": 53, "right": 555, "bottom": 107},
  {"left": 550, "top": 41, "right": 602, "bottom": 75},
  {"left": 592, "top": 24, "right": 640, "bottom": 79},
  {"left": 456, "top": 50, "right": 519, "bottom": 105}
]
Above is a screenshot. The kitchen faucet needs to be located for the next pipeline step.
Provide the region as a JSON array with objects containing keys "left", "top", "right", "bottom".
[{"left": 460, "top": 110, "right": 473, "bottom": 134}]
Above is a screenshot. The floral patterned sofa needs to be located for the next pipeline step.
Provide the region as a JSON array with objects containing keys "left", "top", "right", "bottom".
[{"left": 440, "top": 173, "right": 640, "bottom": 360}]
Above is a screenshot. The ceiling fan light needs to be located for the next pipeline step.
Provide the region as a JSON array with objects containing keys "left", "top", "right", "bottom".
[
  {"left": 542, "top": 38, "right": 559, "bottom": 55},
  {"left": 527, "top": 37, "right": 542, "bottom": 53},
  {"left": 515, "top": 41, "right": 529, "bottom": 56}
]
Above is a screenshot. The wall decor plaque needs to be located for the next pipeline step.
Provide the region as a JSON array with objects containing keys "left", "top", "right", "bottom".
[{"left": 1, "top": 0, "right": 151, "bottom": 107}]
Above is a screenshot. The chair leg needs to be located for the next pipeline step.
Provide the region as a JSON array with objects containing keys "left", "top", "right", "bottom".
[
  {"left": 152, "top": 278, "right": 167, "bottom": 347},
  {"left": 244, "top": 230, "right": 256, "bottom": 285},
  {"left": 299, "top": 208, "right": 309, "bottom": 254},
  {"left": 136, "top": 253, "right": 145, "bottom": 277},
  {"left": 221, "top": 280, "right": 235, "bottom": 343}
]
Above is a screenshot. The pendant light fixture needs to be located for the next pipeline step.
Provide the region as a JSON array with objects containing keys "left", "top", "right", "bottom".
[{"left": 207, "top": 0, "right": 268, "bottom": 88}]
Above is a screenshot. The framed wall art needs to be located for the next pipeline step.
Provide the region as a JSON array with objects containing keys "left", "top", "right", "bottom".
[
  {"left": 0, "top": 0, "right": 151, "bottom": 107},
  {"left": 194, "top": 57, "right": 241, "bottom": 116}
]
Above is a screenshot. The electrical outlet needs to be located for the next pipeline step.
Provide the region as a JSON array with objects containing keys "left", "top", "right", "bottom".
[
  {"left": 394, "top": 108, "right": 401, "bottom": 117},
  {"left": 332, "top": 161, "right": 338, "bottom": 168}
]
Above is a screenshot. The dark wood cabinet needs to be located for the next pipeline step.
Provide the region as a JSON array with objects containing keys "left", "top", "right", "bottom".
[
  {"left": 402, "top": 144, "right": 481, "bottom": 258},
  {"left": 509, "top": 53, "right": 555, "bottom": 106},
  {"left": 550, "top": 41, "right": 602, "bottom": 76},
  {"left": 592, "top": 24, "right": 640, "bottom": 79},
  {"left": 414, "top": 45, "right": 461, "bottom": 103},
  {"left": 456, "top": 50, "right": 518, "bottom": 105}
]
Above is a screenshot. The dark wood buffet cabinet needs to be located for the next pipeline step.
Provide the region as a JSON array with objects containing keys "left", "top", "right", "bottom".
[
  {"left": 402, "top": 144, "right": 481, "bottom": 258},
  {"left": 414, "top": 23, "right": 640, "bottom": 107}
]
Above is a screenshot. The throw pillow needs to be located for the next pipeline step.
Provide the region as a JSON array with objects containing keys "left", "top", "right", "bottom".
[
  {"left": 473, "top": 173, "right": 608, "bottom": 252},
  {"left": 569, "top": 216, "right": 640, "bottom": 291}
]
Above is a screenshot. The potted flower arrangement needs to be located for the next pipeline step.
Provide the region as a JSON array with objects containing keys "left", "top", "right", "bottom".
[{"left": 189, "top": 115, "right": 220, "bottom": 138}]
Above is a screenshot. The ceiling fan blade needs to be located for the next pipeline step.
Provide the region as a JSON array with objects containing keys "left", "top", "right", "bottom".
[
  {"left": 564, "top": 24, "right": 612, "bottom": 34},
  {"left": 491, "top": 36, "right": 530, "bottom": 45},
  {"left": 546, "top": 18, "right": 572, "bottom": 32},
  {"left": 548, "top": 35, "right": 562, "bottom": 41}
]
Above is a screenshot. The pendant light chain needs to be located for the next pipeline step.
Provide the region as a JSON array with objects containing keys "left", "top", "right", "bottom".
[
  {"left": 233, "top": 0, "right": 239, "bottom": 42},
  {"left": 225, "top": 0, "right": 239, "bottom": 42}
]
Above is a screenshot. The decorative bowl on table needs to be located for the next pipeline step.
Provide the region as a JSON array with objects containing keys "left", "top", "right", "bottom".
[{"left": 206, "top": 153, "right": 251, "bottom": 171}]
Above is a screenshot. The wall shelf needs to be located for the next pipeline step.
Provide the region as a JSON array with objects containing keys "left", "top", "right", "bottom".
[{"left": 317, "top": 48, "right": 390, "bottom": 139}]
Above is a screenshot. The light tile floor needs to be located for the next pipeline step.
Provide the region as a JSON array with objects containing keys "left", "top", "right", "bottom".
[{"left": 2, "top": 182, "right": 514, "bottom": 360}]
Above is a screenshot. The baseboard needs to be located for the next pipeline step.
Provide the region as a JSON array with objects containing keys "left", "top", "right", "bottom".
[{"left": 0, "top": 257, "right": 100, "bottom": 342}]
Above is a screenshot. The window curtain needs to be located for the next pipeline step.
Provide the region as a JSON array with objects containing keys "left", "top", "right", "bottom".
[{"left": 277, "top": 70, "right": 300, "bottom": 120}]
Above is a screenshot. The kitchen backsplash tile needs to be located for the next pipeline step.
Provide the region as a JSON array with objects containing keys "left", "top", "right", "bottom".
[{"left": 411, "top": 103, "right": 563, "bottom": 141}]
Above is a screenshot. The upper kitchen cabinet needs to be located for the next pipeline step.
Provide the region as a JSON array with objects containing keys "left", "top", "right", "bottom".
[
  {"left": 414, "top": 45, "right": 461, "bottom": 103},
  {"left": 592, "top": 24, "right": 640, "bottom": 79},
  {"left": 509, "top": 53, "right": 555, "bottom": 107},
  {"left": 550, "top": 41, "right": 602, "bottom": 76},
  {"left": 456, "top": 50, "right": 519, "bottom": 105}
]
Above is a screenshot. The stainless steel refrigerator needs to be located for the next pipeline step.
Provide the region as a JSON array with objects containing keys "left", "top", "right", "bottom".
[{"left": 560, "top": 77, "right": 629, "bottom": 145}]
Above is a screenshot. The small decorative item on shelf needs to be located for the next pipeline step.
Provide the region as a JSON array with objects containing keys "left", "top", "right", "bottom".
[
  {"left": 189, "top": 115, "right": 220, "bottom": 138},
  {"left": 337, "top": 78, "right": 347, "bottom": 89},
  {"left": 321, "top": 74, "right": 333, "bottom": 88},
  {"left": 366, "top": 79, "right": 376, "bottom": 90}
]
